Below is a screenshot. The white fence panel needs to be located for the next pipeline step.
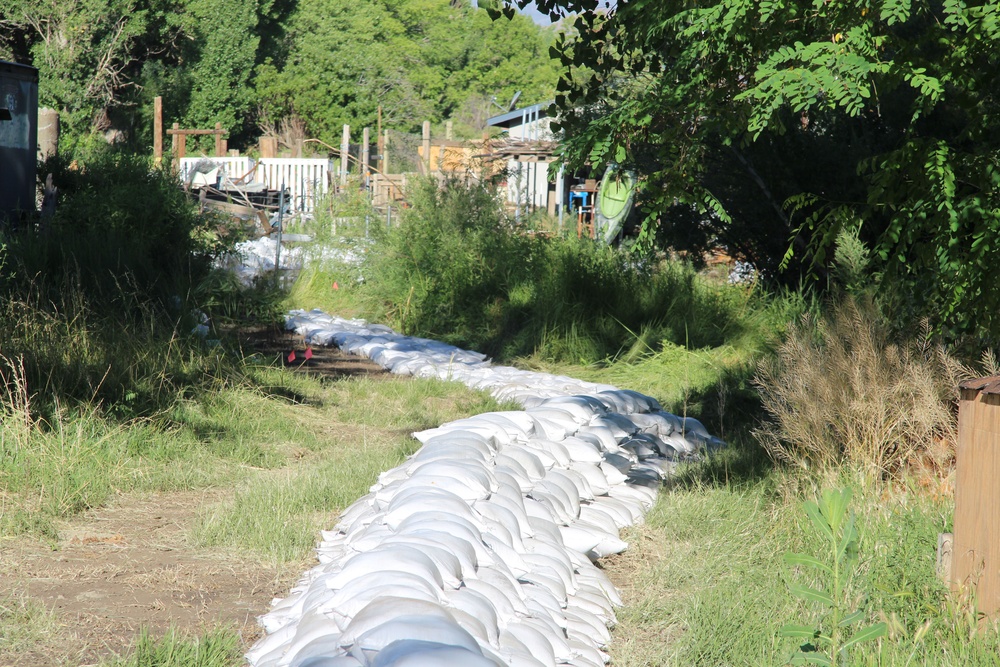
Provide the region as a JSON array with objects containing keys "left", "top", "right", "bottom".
[
  {"left": 178, "top": 156, "right": 253, "bottom": 184},
  {"left": 178, "top": 157, "right": 329, "bottom": 213},
  {"left": 256, "top": 158, "right": 329, "bottom": 213}
]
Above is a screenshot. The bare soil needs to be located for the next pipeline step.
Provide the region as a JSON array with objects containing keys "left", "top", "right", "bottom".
[{"left": 0, "top": 334, "right": 388, "bottom": 667}]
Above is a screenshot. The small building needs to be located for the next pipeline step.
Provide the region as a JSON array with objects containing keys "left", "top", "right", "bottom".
[
  {"left": 0, "top": 61, "right": 38, "bottom": 222},
  {"left": 487, "top": 102, "right": 568, "bottom": 220}
]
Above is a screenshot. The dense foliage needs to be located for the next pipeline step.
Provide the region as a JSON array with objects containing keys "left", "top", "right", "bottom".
[
  {"left": 492, "top": 0, "right": 1000, "bottom": 340},
  {"left": 0, "top": 0, "right": 558, "bottom": 151}
]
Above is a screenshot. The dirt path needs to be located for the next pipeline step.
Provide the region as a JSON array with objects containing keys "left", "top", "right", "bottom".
[
  {"left": 0, "top": 332, "right": 389, "bottom": 667},
  {"left": 1, "top": 491, "right": 298, "bottom": 666}
]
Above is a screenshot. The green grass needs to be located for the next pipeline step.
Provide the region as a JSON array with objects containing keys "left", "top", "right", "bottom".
[
  {"left": 0, "top": 593, "right": 60, "bottom": 662},
  {"left": 102, "top": 628, "right": 243, "bottom": 667},
  {"left": 192, "top": 376, "right": 513, "bottom": 563},
  {"left": 603, "top": 444, "right": 997, "bottom": 666}
]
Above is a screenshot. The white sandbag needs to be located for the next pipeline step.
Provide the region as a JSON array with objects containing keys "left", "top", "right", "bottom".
[
  {"left": 569, "top": 462, "right": 612, "bottom": 496},
  {"left": 564, "top": 609, "right": 612, "bottom": 647},
  {"left": 559, "top": 437, "right": 605, "bottom": 464},
  {"left": 497, "top": 446, "right": 547, "bottom": 480},
  {"left": 325, "top": 546, "right": 445, "bottom": 592},
  {"left": 598, "top": 460, "right": 628, "bottom": 486},
  {"left": 462, "top": 578, "right": 529, "bottom": 621},
  {"left": 547, "top": 468, "right": 594, "bottom": 502},
  {"left": 500, "top": 624, "right": 556, "bottom": 667},
  {"left": 371, "top": 639, "right": 501, "bottom": 667},
  {"left": 295, "top": 655, "right": 363, "bottom": 667},
  {"left": 349, "top": 615, "right": 482, "bottom": 656},
  {"left": 476, "top": 495, "right": 532, "bottom": 539},
  {"left": 574, "top": 426, "right": 620, "bottom": 453},
  {"left": 320, "top": 571, "right": 445, "bottom": 617},
  {"left": 577, "top": 506, "right": 620, "bottom": 536},
  {"left": 476, "top": 500, "right": 530, "bottom": 544},
  {"left": 446, "top": 589, "right": 501, "bottom": 643}
]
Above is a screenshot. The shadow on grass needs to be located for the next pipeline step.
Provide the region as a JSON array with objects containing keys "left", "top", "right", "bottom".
[{"left": 663, "top": 362, "right": 781, "bottom": 490}]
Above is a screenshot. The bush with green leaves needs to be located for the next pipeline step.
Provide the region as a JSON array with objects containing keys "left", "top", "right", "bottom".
[{"left": 359, "top": 178, "right": 770, "bottom": 363}]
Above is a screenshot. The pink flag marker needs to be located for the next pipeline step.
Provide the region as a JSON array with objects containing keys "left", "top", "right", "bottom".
[
  {"left": 304, "top": 347, "right": 313, "bottom": 360},
  {"left": 287, "top": 350, "right": 296, "bottom": 363},
  {"left": 333, "top": 281, "right": 339, "bottom": 290}
]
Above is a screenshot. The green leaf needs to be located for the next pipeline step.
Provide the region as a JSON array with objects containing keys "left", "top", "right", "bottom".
[
  {"left": 789, "top": 652, "right": 833, "bottom": 666},
  {"left": 779, "top": 624, "right": 819, "bottom": 639},
  {"left": 840, "top": 622, "right": 887, "bottom": 652},
  {"left": 784, "top": 552, "right": 833, "bottom": 575},
  {"left": 789, "top": 583, "right": 834, "bottom": 606},
  {"left": 838, "top": 610, "right": 865, "bottom": 627},
  {"left": 804, "top": 501, "right": 834, "bottom": 542}
]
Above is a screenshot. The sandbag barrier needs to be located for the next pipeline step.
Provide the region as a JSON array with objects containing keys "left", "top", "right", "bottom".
[{"left": 246, "top": 310, "right": 724, "bottom": 667}]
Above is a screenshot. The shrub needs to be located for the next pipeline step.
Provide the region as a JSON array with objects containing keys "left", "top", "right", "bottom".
[
  {"left": 358, "top": 177, "right": 766, "bottom": 363},
  {"left": 753, "top": 296, "right": 970, "bottom": 480}
]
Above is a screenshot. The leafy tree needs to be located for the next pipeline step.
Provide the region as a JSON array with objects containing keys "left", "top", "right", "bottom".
[
  {"left": 256, "top": 0, "right": 559, "bottom": 141},
  {"left": 0, "top": 0, "right": 165, "bottom": 142},
  {"left": 493, "top": 0, "right": 1000, "bottom": 339}
]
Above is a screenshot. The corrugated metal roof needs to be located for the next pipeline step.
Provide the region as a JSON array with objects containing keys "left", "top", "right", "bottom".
[{"left": 486, "top": 102, "right": 553, "bottom": 128}]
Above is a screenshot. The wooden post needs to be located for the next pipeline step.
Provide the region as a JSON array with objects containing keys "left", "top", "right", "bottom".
[
  {"left": 383, "top": 130, "right": 389, "bottom": 176},
  {"left": 422, "top": 121, "right": 431, "bottom": 175},
  {"left": 214, "top": 123, "right": 223, "bottom": 157},
  {"left": 260, "top": 136, "right": 278, "bottom": 158},
  {"left": 953, "top": 376, "right": 1000, "bottom": 620},
  {"left": 220, "top": 138, "right": 228, "bottom": 155},
  {"left": 341, "top": 124, "right": 350, "bottom": 186},
  {"left": 361, "top": 127, "right": 370, "bottom": 182},
  {"left": 153, "top": 97, "right": 163, "bottom": 164},
  {"left": 445, "top": 120, "right": 453, "bottom": 141}
]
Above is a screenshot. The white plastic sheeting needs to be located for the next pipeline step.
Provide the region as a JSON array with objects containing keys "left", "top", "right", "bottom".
[{"left": 247, "top": 310, "right": 725, "bottom": 667}]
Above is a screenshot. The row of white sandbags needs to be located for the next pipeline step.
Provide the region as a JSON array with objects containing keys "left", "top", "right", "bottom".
[
  {"left": 245, "top": 312, "right": 723, "bottom": 667},
  {"left": 285, "top": 310, "right": 621, "bottom": 405}
]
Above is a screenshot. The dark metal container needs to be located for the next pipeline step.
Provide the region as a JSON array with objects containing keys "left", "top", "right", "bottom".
[{"left": 0, "top": 61, "right": 39, "bottom": 221}]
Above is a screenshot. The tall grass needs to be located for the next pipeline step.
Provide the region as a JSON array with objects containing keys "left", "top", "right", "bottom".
[
  {"left": 356, "top": 178, "right": 804, "bottom": 369},
  {"left": 606, "top": 456, "right": 997, "bottom": 666},
  {"left": 104, "top": 628, "right": 242, "bottom": 667},
  {"left": 754, "top": 296, "right": 972, "bottom": 481}
]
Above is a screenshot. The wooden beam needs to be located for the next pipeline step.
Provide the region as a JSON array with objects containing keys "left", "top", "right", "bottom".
[
  {"left": 214, "top": 122, "right": 223, "bottom": 156},
  {"left": 362, "top": 127, "right": 370, "bottom": 182},
  {"left": 341, "top": 124, "right": 350, "bottom": 186},
  {"left": 166, "top": 128, "right": 226, "bottom": 136},
  {"left": 153, "top": 96, "right": 163, "bottom": 164},
  {"left": 422, "top": 121, "right": 431, "bottom": 174}
]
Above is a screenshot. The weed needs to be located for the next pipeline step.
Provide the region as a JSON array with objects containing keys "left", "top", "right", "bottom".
[
  {"left": 753, "top": 296, "right": 972, "bottom": 481},
  {"left": 104, "top": 628, "right": 242, "bottom": 667},
  {"left": 779, "top": 487, "right": 886, "bottom": 666}
]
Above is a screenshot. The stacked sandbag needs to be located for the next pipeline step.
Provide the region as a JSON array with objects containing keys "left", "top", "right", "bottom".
[{"left": 245, "top": 312, "right": 725, "bottom": 667}]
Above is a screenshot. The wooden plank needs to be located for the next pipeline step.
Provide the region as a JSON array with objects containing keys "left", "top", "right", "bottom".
[
  {"left": 167, "top": 128, "right": 227, "bottom": 136},
  {"left": 341, "top": 124, "right": 350, "bottom": 186},
  {"left": 362, "top": 127, "right": 370, "bottom": 181},
  {"left": 953, "top": 385, "right": 1000, "bottom": 619}
]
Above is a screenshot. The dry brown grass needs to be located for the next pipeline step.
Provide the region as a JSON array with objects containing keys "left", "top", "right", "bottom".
[{"left": 753, "top": 296, "right": 973, "bottom": 481}]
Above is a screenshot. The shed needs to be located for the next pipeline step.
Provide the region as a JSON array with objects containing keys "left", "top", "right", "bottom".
[
  {"left": 487, "top": 102, "right": 566, "bottom": 220},
  {"left": 0, "top": 61, "right": 38, "bottom": 222}
]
